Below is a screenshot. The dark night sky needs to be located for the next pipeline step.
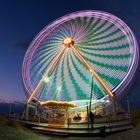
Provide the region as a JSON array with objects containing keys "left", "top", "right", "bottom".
[{"left": 0, "top": 0, "right": 140, "bottom": 107}]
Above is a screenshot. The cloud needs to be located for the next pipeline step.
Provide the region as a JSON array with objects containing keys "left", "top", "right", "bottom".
[
  {"left": 13, "top": 38, "right": 32, "bottom": 51},
  {"left": 0, "top": 97, "right": 25, "bottom": 104}
]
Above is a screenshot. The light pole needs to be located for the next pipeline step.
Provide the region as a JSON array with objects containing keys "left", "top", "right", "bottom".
[
  {"left": 127, "top": 96, "right": 131, "bottom": 121},
  {"left": 88, "top": 74, "right": 94, "bottom": 128},
  {"left": 89, "top": 74, "right": 94, "bottom": 112}
]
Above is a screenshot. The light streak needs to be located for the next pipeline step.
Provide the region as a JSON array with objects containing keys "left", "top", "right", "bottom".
[
  {"left": 71, "top": 44, "right": 114, "bottom": 97},
  {"left": 27, "top": 46, "right": 66, "bottom": 103}
]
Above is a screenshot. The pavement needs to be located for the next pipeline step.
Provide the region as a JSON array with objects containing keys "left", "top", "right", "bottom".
[{"left": 18, "top": 120, "right": 133, "bottom": 136}]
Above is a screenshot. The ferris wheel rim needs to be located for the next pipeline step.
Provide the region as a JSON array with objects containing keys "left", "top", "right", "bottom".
[{"left": 22, "top": 10, "right": 139, "bottom": 102}]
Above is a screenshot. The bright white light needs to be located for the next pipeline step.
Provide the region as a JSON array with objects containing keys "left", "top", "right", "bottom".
[
  {"left": 57, "top": 86, "right": 61, "bottom": 91},
  {"left": 105, "top": 100, "right": 110, "bottom": 103},
  {"left": 90, "top": 69, "right": 93, "bottom": 73},
  {"left": 44, "top": 76, "right": 50, "bottom": 83}
]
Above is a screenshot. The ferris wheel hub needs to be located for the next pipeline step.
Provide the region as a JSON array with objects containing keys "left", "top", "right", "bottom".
[{"left": 62, "top": 37, "right": 74, "bottom": 47}]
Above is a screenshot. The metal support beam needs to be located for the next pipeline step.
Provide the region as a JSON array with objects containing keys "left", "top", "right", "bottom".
[
  {"left": 27, "top": 47, "right": 66, "bottom": 103},
  {"left": 71, "top": 44, "right": 114, "bottom": 97}
]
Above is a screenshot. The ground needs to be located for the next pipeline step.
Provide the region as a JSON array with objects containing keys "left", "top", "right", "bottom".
[{"left": 0, "top": 115, "right": 140, "bottom": 140}]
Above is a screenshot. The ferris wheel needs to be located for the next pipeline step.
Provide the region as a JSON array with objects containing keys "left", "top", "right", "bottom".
[{"left": 22, "top": 11, "right": 139, "bottom": 107}]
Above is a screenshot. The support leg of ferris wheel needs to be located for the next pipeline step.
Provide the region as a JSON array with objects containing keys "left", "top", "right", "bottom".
[
  {"left": 70, "top": 44, "right": 114, "bottom": 98},
  {"left": 27, "top": 46, "right": 67, "bottom": 103},
  {"left": 70, "top": 43, "right": 117, "bottom": 120}
]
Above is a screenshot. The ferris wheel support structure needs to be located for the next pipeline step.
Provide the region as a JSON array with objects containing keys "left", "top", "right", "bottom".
[
  {"left": 27, "top": 37, "right": 114, "bottom": 103},
  {"left": 27, "top": 46, "right": 67, "bottom": 103},
  {"left": 70, "top": 44, "right": 114, "bottom": 97}
]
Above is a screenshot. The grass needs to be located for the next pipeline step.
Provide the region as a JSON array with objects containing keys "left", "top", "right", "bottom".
[
  {"left": 0, "top": 116, "right": 49, "bottom": 140},
  {"left": 131, "top": 108, "right": 140, "bottom": 125}
]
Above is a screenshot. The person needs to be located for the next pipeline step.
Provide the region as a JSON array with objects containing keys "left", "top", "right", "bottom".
[{"left": 89, "top": 111, "right": 94, "bottom": 128}]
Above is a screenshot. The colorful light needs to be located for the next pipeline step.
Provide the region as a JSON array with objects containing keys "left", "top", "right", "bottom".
[
  {"left": 62, "top": 37, "right": 74, "bottom": 47},
  {"left": 22, "top": 11, "right": 139, "bottom": 106},
  {"left": 44, "top": 76, "right": 50, "bottom": 83}
]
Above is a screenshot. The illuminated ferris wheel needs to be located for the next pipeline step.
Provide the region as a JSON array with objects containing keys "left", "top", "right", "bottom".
[{"left": 22, "top": 11, "right": 139, "bottom": 107}]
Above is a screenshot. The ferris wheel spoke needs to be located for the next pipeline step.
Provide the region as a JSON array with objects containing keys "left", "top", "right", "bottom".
[
  {"left": 27, "top": 46, "right": 67, "bottom": 103},
  {"left": 70, "top": 44, "right": 114, "bottom": 97}
]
